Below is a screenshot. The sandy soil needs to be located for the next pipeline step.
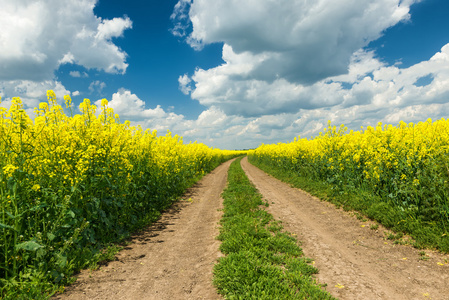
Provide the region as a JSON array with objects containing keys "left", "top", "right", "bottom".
[
  {"left": 240, "top": 157, "right": 449, "bottom": 300},
  {"left": 53, "top": 159, "right": 233, "bottom": 300},
  {"left": 54, "top": 157, "right": 449, "bottom": 300}
]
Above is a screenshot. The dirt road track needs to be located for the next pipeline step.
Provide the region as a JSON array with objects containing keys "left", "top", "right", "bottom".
[
  {"left": 54, "top": 160, "right": 233, "bottom": 300},
  {"left": 241, "top": 157, "right": 449, "bottom": 300},
  {"left": 55, "top": 157, "right": 449, "bottom": 300}
]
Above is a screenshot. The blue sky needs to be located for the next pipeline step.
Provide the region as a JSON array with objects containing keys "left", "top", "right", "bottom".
[
  {"left": 57, "top": 0, "right": 223, "bottom": 119},
  {"left": 1, "top": 0, "right": 449, "bottom": 149}
]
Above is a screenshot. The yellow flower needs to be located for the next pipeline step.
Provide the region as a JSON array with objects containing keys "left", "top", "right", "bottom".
[
  {"left": 64, "top": 95, "right": 72, "bottom": 108},
  {"left": 2, "top": 164, "right": 18, "bottom": 177},
  {"left": 39, "top": 102, "right": 48, "bottom": 111}
]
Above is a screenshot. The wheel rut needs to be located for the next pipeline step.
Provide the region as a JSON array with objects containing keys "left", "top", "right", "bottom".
[
  {"left": 53, "top": 160, "right": 233, "bottom": 300},
  {"left": 241, "top": 157, "right": 449, "bottom": 300}
]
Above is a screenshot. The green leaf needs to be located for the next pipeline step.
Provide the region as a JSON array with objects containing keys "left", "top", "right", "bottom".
[
  {"left": 0, "top": 222, "right": 17, "bottom": 232},
  {"left": 67, "top": 210, "right": 75, "bottom": 218},
  {"left": 5, "top": 210, "right": 24, "bottom": 219},
  {"left": 15, "top": 240, "right": 43, "bottom": 251},
  {"left": 36, "top": 247, "right": 47, "bottom": 259},
  {"left": 7, "top": 177, "right": 17, "bottom": 192},
  {"left": 47, "top": 232, "right": 56, "bottom": 241},
  {"left": 5, "top": 211, "right": 13, "bottom": 218},
  {"left": 56, "top": 254, "right": 67, "bottom": 269},
  {"left": 28, "top": 203, "right": 47, "bottom": 212},
  {"left": 51, "top": 270, "right": 64, "bottom": 283}
]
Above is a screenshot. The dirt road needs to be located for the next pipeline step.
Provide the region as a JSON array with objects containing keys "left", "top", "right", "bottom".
[
  {"left": 54, "top": 159, "right": 233, "bottom": 300},
  {"left": 55, "top": 157, "right": 449, "bottom": 300},
  {"left": 241, "top": 157, "right": 449, "bottom": 300}
]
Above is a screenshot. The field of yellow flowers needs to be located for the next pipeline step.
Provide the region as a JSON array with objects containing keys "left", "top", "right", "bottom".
[
  {"left": 249, "top": 120, "right": 449, "bottom": 252},
  {"left": 0, "top": 91, "right": 243, "bottom": 298}
]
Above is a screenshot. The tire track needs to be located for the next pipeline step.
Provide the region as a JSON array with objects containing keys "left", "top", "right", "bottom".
[
  {"left": 241, "top": 157, "right": 449, "bottom": 300},
  {"left": 54, "top": 160, "right": 233, "bottom": 300}
]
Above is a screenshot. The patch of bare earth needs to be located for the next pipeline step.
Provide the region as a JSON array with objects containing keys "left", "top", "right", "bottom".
[
  {"left": 241, "top": 157, "right": 449, "bottom": 300},
  {"left": 53, "top": 159, "right": 233, "bottom": 300}
]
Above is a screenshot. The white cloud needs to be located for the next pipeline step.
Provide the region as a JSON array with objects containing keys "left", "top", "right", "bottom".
[
  {"left": 164, "top": 0, "right": 449, "bottom": 149},
  {"left": 89, "top": 80, "right": 106, "bottom": 94},
  {"left": 178, "top": 74, "right": 193, "bottom": 95},
  {"left": 93, "top": 88, "right": 252, "bottom": 149},
  {"left": 96, "top": 45, "right": 449, "bottom": 150},
  {"left": 170, "top": 0, "right": 429, "bottom": 120},
  {"left": 3, "top": 0, "right": 447, "bottom": 152},
  {"left": 90, "top": 39, "right": 446, "bottom": 150},
  {"left": 168, "top": 42, "right": 449, "bottom": 149},
  {"left": 174, "top": 0, "right": 416, "bottom": 84},
  {"left": 99, "top": 89, "right": 168, "bottom": 119},
  {"left": 60, "top": 53, "right": 76, "bottom": 65},
  {"left": 196, "top": 106, "right": 227, "bottom": 126},
  {"left": 189, "top": 47, "right": 346, "bottom": 116},
  {"left": 96, "top": 16, "right": 132, "bottom": 40},
  {"left": 69, "top": 70, "right": 89, "bottom": 78},
  {"left": 70, "top": 71, "right": 82, "bottom": 78},
  {"left": 0, "top": 0, "right": 132, "bottom": 81},
  {"left": 0, "top": 80, "right": 70, "bottom": 117},
  {"left": 170, "top": 0, "right": 193, "bottom": 38},
  {"left": 0, "top": 0, "right": 132, "bottom": 117}
]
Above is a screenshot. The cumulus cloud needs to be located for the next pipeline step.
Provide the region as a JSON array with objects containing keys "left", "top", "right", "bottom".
[
  {"left": 0, "top": 0, "right": 132, "bottom": 115},
  {"left": 93, "top": 88, "right": 251, "bottom": 149},
  {"left": 0, "top": 0, "right": 132, "bottom": 82},
  {"left": 164, "top": 0, "right": 449, "bottom": 149},
  {"left": 178, "top": 74, "right": 193, "bottom": 95},
  {"left": 99, "top": 89, "right": 168, "bottom": 120},
  {"left": 0, "top": 80, "right": 70, "bottom": 117},
  {"left": 196, "top": 106, "right": 227, "bottom": 127},
  {"left": 170, "top": 0, "right": 431, "bottom": 121},
  {"left": 93, "top": 41, "right": 449, "bottom": 150},
  {"left": 173, "top": 0, "right": 416, "bottom": 84},
  {"left": 96, "top": 17, "right": 132, "bottom": 40},
  {"left": 163, "top": 42, "right": 449, "bottom": 149}
]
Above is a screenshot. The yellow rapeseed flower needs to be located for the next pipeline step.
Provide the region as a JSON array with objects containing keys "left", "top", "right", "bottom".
[{"left": 2, "top": 164, "right": 17, "bottom": 177}]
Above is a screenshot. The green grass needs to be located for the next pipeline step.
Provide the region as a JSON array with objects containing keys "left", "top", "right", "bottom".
[
  {"left": 213, "top": 158, "right": 335, "bottom": 300},
  {"left": 0, "top": 93, "right": 244, "bottom": 299},
  {"left": 0, "top": 165, "right": 231, "bottom": 300},
  {"left": 248, "top": 156, "right": 449, "bottom": 253}
]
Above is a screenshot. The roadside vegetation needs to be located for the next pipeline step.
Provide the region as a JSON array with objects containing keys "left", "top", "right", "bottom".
[
  {"left": 248, "top": 120, "right": 449, "bottom": 253},
  {"left": 0, "top": 91, "right": 245, "bottom": 299},
  {"left": 213, "top": 158, "right": 335, "bottom": 299}
]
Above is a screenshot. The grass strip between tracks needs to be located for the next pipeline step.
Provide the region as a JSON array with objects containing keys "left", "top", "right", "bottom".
[{"left": 213, "top": 158, "right": 336, "bottom": 299}]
